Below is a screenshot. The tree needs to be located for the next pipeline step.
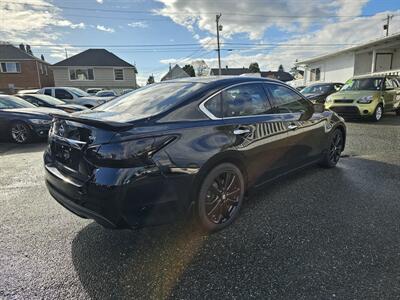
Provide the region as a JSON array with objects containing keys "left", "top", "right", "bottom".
[
  {"left": 278, "top": 64, "right": 284, "bottom": 72},
  {"left": 248, "top": 62, "right": 260, "bottom": 73},
  {"left": 192, "top": 59, "right": 209, "bottom": 77},
  {"left": 147, "top": 75, "right": 155, "bottom": 85},
  {"left": 182, "top": 64, "right": 195, "bottom": 77}
]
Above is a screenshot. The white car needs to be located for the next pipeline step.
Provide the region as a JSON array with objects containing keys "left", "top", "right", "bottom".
[{"left": 38, "top": 87, "right": 114, "bottom": 108}]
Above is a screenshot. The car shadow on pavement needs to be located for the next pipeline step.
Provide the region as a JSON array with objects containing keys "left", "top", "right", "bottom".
[
  {"left": 0, "top": 141, "right": 47, "bottom": 156},
  {"left": 71, "top": 157, "right": 400, "bottom": 299},
  {"left": 345, "top": 113, "right": 400, "bottom": 126}
]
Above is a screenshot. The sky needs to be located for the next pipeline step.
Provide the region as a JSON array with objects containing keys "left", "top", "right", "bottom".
[{"left": 0, "top": 0, "right": 399, "bottom": 85}]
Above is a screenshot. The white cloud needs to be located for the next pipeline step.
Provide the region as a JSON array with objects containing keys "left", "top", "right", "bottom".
[
  {"left": 96, "top": 0, "right": 104, "bottom": 3},
  {"left": 127, "top": 21, "right": 148, "bottom": 28},
  {"left": 154, "top": 0, "right": 358, "bottom": 40},
  {"left": 159, "top": 10, "right": 400, "bottom": 72},
  {"left": 0, "top": 1, "right": 86, "bottom": 60},
  {"left": 96, "top": 25, "right": 115, "bottom": 33}
]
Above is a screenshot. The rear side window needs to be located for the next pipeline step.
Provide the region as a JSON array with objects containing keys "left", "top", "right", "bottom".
[
  {"left": 55, "top": 89, "right": 73, "bottom": 99},
  {"left": 44, "top": 89, "right": 52, "bottom": 96},
  {"left": 221, "top": 83, "right": 272, "bottom": 118},
  {"left": 265, "top": 83, "right": 311, "bottom": 114}
]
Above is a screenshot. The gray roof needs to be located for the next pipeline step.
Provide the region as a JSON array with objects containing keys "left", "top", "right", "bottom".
[
  {"left": 53, "top": 49, "right": 134, "bottom": 68},
  {"left": 0, "top": 44, "right": 48, "bottom": 63},
  {"left": 210, "top": 67, "right": 250, "bottom": 76},
  {"left": 210, "top": 68, "right": 293, "bottom": 82},
  {"left": 161, "top": 64, "right": 190, "bottom": 81}
]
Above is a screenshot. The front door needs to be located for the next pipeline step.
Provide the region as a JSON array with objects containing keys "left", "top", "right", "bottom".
[{"left": 263, "top": 82, "right": 327, "bottom": 168}]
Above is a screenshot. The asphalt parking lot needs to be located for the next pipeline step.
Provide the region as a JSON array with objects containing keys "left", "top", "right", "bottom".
[{"left": 1, "top": 114, "right": 400, "bottom": 299}]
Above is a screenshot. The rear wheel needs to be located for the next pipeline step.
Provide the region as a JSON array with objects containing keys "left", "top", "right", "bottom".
[
  {"left": 196, "top": 163, "right": 245, "bottom": 232},
  {"left": 9, "top": 122, "right": 32, "bottom": 144},
  {"left": 319, "top": 129, "right": 344, "bottom": 168},
  {"left": 372, "top": 104, "right": 383, "bottom": 122}
]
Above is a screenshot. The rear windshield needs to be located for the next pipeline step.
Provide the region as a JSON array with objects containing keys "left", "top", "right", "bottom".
[
  {"left": 0, "top": 96, "right": 36, "bottom": 109},
  {"left": 342, "top": 78, "right": 383, "bottom": 91},
  {"left": 30, "top": 94, "right": 65, "bottom": 105},
  {"left": 94, "top": 82, "right": 203, "bottom": 119}
]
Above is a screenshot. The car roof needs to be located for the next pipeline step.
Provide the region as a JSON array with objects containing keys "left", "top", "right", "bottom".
[{"left": 163, "top": 76, "right": 283, "bottom": 85}]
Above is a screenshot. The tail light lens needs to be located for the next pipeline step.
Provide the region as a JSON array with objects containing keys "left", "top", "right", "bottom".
[{"left": 86, "top": 136, "right": 176, "bottom": 167}]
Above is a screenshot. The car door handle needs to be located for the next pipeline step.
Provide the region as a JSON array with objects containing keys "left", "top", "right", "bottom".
[
  {"left": 233, "top": 128, "right": 251, "bottom": 135},
  {"left": 288, "top": 124, "right": 298, "bottom": 130}
]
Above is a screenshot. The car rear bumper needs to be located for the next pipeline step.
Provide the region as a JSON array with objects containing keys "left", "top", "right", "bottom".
[{"left": 44, "top": 151, "right": 195, "bottom": 229}]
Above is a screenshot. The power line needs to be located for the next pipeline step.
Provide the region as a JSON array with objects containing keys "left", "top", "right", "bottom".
[{"left": 3, "top": 1, "right": 392, "bottom": 19}]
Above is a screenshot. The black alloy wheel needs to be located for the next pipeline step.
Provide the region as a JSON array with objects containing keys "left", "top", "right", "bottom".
[
  {"left": 197, "top": 163, "right": 245, "bottom": 232},
  {"left": 10, "top": 122, "right": 32, "bottom": 144},
  {"left": 319, "top": 129, "right": 343, "bottom": 168}
]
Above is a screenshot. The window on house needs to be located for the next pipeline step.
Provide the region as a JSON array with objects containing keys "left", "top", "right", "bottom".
[
  {"left": 39, "top": 63, "right": 44, "bottom": 75},
  {"left": 45, "top": 65, "right": 48, "bottom": 76},
  {"left": 69, "top": 68, "right": 94, "bottom": 80},
  {"left": 1, "top": 62, "right": 21, "bottom": 73},
  {"left": 310, "top": 68, "right": 321, "bottom": 81},
  {"left": 114, "top": 69, "right": 124, "bottom": 80}
]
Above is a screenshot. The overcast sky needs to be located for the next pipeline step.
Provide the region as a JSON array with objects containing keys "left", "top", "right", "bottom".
[{"left": 1, "top": 0, "right": 399, "bottom": 84}]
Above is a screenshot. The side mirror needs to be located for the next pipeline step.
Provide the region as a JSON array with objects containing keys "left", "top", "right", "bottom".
[{"left": 313, "top": 103, "right": 325, "bottom": 113}]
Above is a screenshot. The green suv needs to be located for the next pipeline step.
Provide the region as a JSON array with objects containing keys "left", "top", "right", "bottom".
[{"left": 325, "top": 75, "right": 400, "bottom": 121}]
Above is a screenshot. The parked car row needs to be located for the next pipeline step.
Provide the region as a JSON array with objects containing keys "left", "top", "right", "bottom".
[{"left": 298, "top": 74, "right": 400, "bottom": 121}]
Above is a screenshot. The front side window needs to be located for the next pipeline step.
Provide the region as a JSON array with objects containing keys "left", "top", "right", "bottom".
[
  {"left": 1, "top": 62, "right": 21, "bottom": 73},
  {"left": 221, "top": 84, "right": 272, "bottom": 117},
  {"left": 204, "top": 94, "right": 222, "bottom": 118},
  {"left": 55, "top": 89, "right": 73, "bottom": 100},
  {"left": 114, "top": 69, "right": 124, "bottom": 80},
  {"left": 265, "top": 84, "right": 311, "bottom": 114},
  {"left": 69, "top": 68, "right": 94, "bottom": 80},
  {"left": 44, "top": 89, "right": 52, "bottom": 96}
]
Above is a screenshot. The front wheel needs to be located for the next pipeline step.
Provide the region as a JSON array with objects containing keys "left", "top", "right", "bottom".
[
  {"left": 10, "top": 122, "right": 32, "bottom": 144},
  {"left": 372, "top": 104, "right": 383, "bottom": 122},
  {"left": 196, "top": 163, "right": 245, "bottom": 232},
  {"left": 319, "top": 129, "right": 344, "bottom": 168}
]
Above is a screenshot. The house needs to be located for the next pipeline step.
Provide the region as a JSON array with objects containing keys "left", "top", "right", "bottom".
[
  {"left": 0, "top": 43, "right": 54, "bottom": 94},
  {"left": 161, "top": 64, "right": 190, "bottom": 81},
  {"left": 209, "top": 66, "right": 294, "bottom": 82},
  {"left": 296, "top": 32, "right": 400, "bottom": 85},
  {"left": 51, "top": 49, "right": 137, "bottom": 92}
]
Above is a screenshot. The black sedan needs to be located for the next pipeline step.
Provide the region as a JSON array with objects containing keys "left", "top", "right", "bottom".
[
  {"left": 0, "top": 95, "right": 64, "bottom": 143},
  {"left": 17, "top": 94, "right": 87, "bottom": 113},
  {"left": 301, "top": 82, "right": 343, "bottom": 103},
  {"left": 44, "top": 77, "right": 346, "bottom": 232}
]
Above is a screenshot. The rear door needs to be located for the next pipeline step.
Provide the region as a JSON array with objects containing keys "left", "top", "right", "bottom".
[
  {"left": 264, "top": 82, "right": 327, "bottom": 168},
  {"left": 209, "top": 82, "right": 293, "bottom": 186}
]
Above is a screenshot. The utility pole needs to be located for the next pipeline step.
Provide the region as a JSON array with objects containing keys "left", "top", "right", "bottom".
[
  {"left": 216, "top": 13, "right": 222, "bottom": 76},
  {"left": 383, "top": 14, "right": 394, "bottom": 37}
]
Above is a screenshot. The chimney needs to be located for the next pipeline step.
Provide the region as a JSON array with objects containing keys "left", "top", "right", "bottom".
[
  {"left": 225, "top": 65, "right": 228, "bottom": 69},
  {"left": 19, "top": 43, "right": 26, "bottom": 52},
  {"left": 41, "top": 54, "right": 45, "bottom": 61},
  {"left": 169, "top": 63, "right": 172, "bottom": 71},
  {"left": 26, "top": 44, "right": 33, "bottom": 55}
]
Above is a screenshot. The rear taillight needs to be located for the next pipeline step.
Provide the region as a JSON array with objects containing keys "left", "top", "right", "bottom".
[{"left": 86, "top": 136, "right": 176, "bottom": 167}]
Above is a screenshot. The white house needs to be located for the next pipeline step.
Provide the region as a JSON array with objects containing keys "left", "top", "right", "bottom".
[
  {"left": 52, "top": 49, "right": 137, "bottom": 92},
  {"left": 296, "top": 32, "right": 400, "bottom": 85}
]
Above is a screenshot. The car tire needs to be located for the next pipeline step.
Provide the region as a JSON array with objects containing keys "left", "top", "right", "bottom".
[
  {"left": 9, "top": 121, "right": 32, "bottom": 144},
  {"left": 196, "top": 163, "right": 245, "bottom": 232},
  {"left": 372, "top": 104, "right": 383, "bottom": 122},
  {"left": 319, "top": 129, "right": 344, "bottom": 168}
]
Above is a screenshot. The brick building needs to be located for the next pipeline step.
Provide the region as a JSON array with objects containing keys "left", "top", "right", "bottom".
[{"left": 0, "top": 43, "right": 54, "bottom": 94}]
